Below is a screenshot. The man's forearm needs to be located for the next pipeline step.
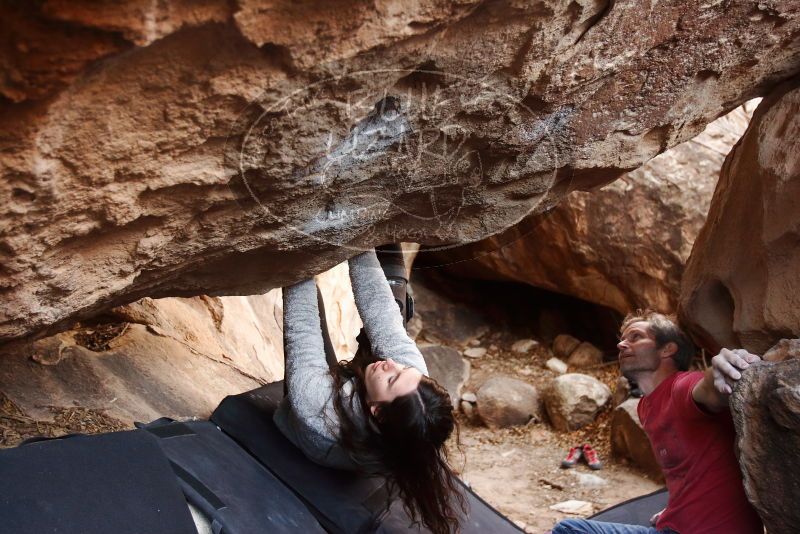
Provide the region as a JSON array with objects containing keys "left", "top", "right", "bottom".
[
  {"left": 696, "top": 348, "right": 762, "bottom": 412},
  {"left": 692, "top": 368, "right": 728, "bottom": 412}
]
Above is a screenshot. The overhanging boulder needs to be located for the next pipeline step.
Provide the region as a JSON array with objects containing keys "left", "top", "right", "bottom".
[
  {"left": 2, "top": 1, "right": 799, "bottom": 341},
  {"left": 413, "top": 104, "right": 755, "bottom": 314},
  {"left": 679, "top": 79, "right": 800, "bottom": 353},
  {"left": 730, "top": 359, "right": 800, "bottom": 534}
]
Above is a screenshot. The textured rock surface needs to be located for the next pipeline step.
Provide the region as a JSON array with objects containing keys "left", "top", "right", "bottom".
[
  {"left": 543, "top": 373, "right": 610, "bottom": 431},
  {"left": 511, "top": 338, "right": 538, "bottom": 354},
  {"left": 764, "top": 338, "right": 800, "bottom": 362},
  {"left": 680, "top": 80, "right": 800, "bottom": 354},
  {"left": 462, "top": 347, "right": 487, "bottom": 359},
  {"left": 411, "top": 277, "right": 491, "bottom": 345},
  {"left": 611, "top": 376, "right": 631, "bottom": 407},
  {"left": 420, "top": 102, "right": 756, "bottom": 314},
  {"left": 2, "top": 1, "right": 799, "bottom": 341},
  {"left": 730, "top": 359, "right": 800, "bottom": 534},
  {"left": 553, "top": 334, "right": 581, "bottom": 359},
  {"left": 567, "top": 341, "right": 603, "bottom": 368},
  {"left": 476, "top": 375, "right": 539, "bottom": 429},
  {"left": 0, "top": 262, "right": 359, "bottom": 443},
  {"left": 545, "top": 357, "right": 568, "bottom": 374},
  {"left": 420, "top": 344, "right": 470, "bottom": 405},
  {"left": 610, "top": 399, "right": 662, "bottom": 481}
]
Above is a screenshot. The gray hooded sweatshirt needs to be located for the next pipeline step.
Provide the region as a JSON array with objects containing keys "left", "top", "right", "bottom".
[{"left": 273, "top": 250, "right": 428, "bottom": 471}]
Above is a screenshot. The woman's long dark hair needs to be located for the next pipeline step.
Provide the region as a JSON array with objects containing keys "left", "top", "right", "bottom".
[{"left": 330, "top": 330, "right": 467, "bottom": 534}]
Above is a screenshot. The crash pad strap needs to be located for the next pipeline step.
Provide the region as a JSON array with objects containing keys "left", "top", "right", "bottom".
[
  {"left": 147, "top": 421, "right": 195, "bottom": 439},
  {"left": 0, "top": 430, "right": 197, "bottom": 534},
  {"left": 168, "top": 460, "right": 227, "bottom": 511}
]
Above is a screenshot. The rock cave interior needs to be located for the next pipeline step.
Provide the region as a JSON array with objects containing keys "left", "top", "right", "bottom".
[{"left": 1, "top": 1, "right": 799, "bottom": 533}]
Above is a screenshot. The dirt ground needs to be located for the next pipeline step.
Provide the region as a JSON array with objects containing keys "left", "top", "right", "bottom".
[
  {"left": 441, "top": 329, "right": 663, "bottom": 533},
  {"left": 1, "top": 391, "right": 130, "bottom": 448}
]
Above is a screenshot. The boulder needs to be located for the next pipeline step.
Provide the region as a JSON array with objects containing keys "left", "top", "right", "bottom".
[
  {"left": 420, "top": 103, "right": 756, "bottom": 315},
  {"left": 410, "top": 278, "right": 491, "bottom": 346},
  {"left": 0, "top": 319, "right": 268, "bottom": 443},
  {"left": 544, "top": 373, "right": 611, "bottom": 431},
  {"left": 420, "top": 345, "right": 470, "bottom": 405},
  {"left": 549, "top": 500, "right": 593, "bottom": 516},
  {"left": 0, "top": 263, "right": 359, "bottom": 446},
  {"left": 610, "top": 399, "right": 663, "bottom": 481},
  {"left": 680, "top": 80, "right": 800, "bottom": 353},
  {"left": 611, "top": 376, "right": 631, "bottom": 407},
  {"left": 567, "top": 341, "right": 604, "bottom": 368},
  {"left": 553, "top": 334, "right": 581, "bottom": 359},
  {"left": 511, "top": 339, "right": 538, "bottom": 354},
  {"left": 3, "top": 1, "right": 799, "bottom": 342},
  {"left": 546, "top": 357, "right": 568, "bottom": 374},
  {"left": 763, "top": 339, "right": 800, "bottom": 363},
  {"left": 462, "top": 347, "right": 487, "bottom": 359},
  {"left": 476, "top": 376, "right": 539, "bottom": 429},
  {"left": 730, "top": 359, "right": 800, "bottom": 534}
]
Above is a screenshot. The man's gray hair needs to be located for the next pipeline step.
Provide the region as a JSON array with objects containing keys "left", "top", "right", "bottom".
[{"left": 621, "top": 310, "right": 696, "bottom": 371}]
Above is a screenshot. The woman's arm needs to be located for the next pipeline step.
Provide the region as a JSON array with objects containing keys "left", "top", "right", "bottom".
[
  {"left": 348, "top": 250, "right": 428, "bottom": 375},
  {"left": 282, "top": 279, "right": 335, "bottom": 420}
]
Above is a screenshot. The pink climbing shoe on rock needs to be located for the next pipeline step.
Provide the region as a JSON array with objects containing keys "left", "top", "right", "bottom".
[{"left": 582, "top": 443, "right": 603, "bottom": 470}]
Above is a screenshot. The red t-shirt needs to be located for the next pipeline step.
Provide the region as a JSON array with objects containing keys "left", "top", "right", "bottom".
[{"left": 638, "top": 371, "right": 763, "bottom": 534}]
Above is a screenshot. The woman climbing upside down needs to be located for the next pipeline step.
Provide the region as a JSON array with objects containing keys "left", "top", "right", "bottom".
[{"left": 273, "top": 248, "right": 466, "bottom": 534}]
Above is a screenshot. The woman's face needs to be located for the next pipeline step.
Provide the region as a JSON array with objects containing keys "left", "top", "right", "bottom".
[{"left": 364, "top": 358, "right": 423, "bottom": 405}]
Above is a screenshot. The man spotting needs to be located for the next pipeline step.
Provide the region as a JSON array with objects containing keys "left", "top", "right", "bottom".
[{"left": 552, "top": 310, "right": 763, "bottom": 534}]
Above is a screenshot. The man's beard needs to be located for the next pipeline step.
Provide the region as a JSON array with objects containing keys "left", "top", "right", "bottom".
[
  {"left": 620, "top": 356, "right": 659, "bottom": 382},
  {"left": 621, "top": 366, "right": 642, "bottom": 382}
]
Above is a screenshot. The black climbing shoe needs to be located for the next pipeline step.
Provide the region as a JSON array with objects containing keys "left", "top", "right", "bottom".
[{"left": 375, "top": 244, "right": 414, "bottom": 327}]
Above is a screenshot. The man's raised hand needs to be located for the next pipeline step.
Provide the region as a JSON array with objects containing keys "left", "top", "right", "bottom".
[{"left": 711, "top": 348, "right": 761, "bottom": 395}]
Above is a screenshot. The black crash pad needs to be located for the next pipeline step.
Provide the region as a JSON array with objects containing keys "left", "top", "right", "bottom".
[
  {"left": 588, "top": 488, "right": 669, "bottom": 527},
  {"left": 0, "top": 430, "right": 197, "bottom": 534},
  {"left": 141, "top": 419, "right": 325, "bottom": 534},
  {"left": 211, "top": 381, "right": 524, "bottom": 534}
]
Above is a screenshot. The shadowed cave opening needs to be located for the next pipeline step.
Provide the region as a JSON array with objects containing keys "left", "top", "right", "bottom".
[{"left": 411, "top": 267, "right": 624, "bottom": 356}]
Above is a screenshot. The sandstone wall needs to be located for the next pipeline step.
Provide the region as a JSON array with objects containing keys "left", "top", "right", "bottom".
[
  {"left": 2, "top": 0, "right": 799, "bottom": 342},
  {"left": 0, "top": 262, "right": 359, "bottom": 442},
  {"left": 730, "top": 359, "right": 800, "bottom": 534},
  {"left": 417, "top": 104, "right": 755, "bottom": 314},
  {"left": 680, "top": 79, "right": 800, "bottom": 354}
]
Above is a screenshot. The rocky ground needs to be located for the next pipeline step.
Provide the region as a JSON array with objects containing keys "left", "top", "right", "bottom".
[
  {"left": 432, "top": 328, "right": 662, "bottom": 533},
  {"left": 0, "top": 391, "right": 129, "bottom": 447}
]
